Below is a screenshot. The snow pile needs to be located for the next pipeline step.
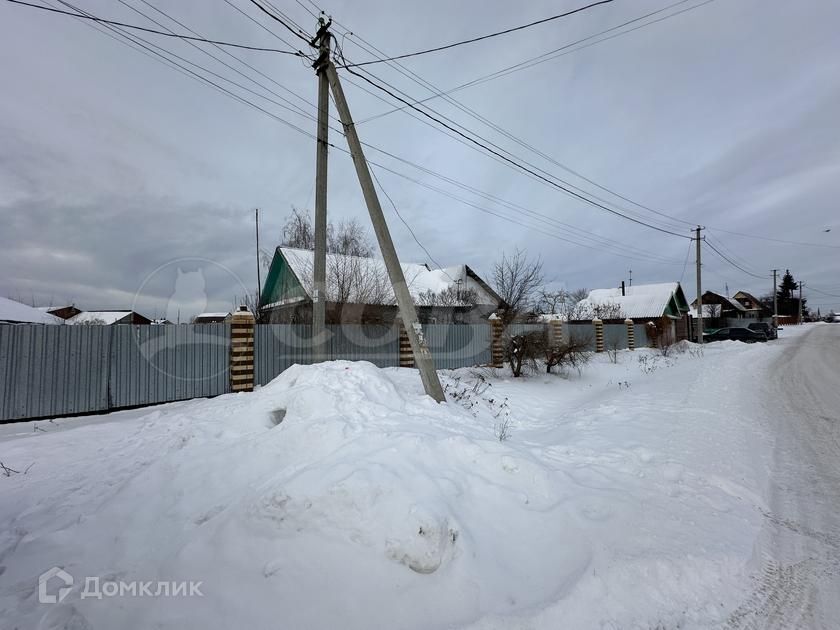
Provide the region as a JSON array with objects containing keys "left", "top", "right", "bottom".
[{"left": 0, "top": 336, "right": 801, "bottom": 629}]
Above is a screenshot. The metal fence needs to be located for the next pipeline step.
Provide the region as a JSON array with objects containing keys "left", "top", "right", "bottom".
[
  {"left": 1, "top": 320, "right": 649, "bottom": 422},
  {"left": 1, "top": 324, "right": 229, "bottom": 422},
  {"left": 254, "top": 324, "right": 399, "bottom": 386}
]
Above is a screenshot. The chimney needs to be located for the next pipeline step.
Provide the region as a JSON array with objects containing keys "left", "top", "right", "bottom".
[{"left": 621, "top": 281, "right": 626, "bottom": 296}]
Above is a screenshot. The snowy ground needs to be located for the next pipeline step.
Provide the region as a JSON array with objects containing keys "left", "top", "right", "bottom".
[{"left": 1, "top": 324, "right": 838, "bottom": 629}]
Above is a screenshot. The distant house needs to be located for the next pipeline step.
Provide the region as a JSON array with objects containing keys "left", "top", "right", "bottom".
[
  {"left": 192, "top": 313, "right": 230, "bottom": 324},
  {"left": 0, "top": 297, "right": 62, "bottom": 324},
  {"left": 259, "top": 247, "right": 503, "bottom": 324},
  {"left": 35, "top": 305, "right": 82, "bottom": 320},
  {"left": 731, "top": 291, "right": 771, "bottom": 318},
  {"left": 67, "top": 310, "right": 152, "bottom": 325},
  {"left": 573, "top": 282, "right": 692, "bottom": 341},
  {"left": 690, "top": 291, "right": 749, "bottom": 320}
]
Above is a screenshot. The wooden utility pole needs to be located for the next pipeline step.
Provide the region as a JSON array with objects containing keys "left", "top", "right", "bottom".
[
  {"left": 695, "top": 226, "right": 704, "bottom": 344},
  {"left": 772, "top": 268, "right": 778, "bottom": 328},
  {"left": 312, "top": 19, "right": 331, "bottom": 362},
  {"left": 323, "top": 60, "right": 445, "bottom": 402}
]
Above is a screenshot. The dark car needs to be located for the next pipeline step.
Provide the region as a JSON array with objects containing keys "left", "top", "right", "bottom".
[
  {"left": 747, "top": 322, "right": 777, "bottom": 340},
  {"left": 703, "top": 327, "right": 767, "bottom": 343},
  {"left": 728, "top": 327, "right": 767, "bottom": 343},
  {"left": 703, "top": 328, "right": 731, "bottom": 342}
]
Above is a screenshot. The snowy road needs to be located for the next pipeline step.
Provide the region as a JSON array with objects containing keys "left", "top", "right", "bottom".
[{"left": 727, "top": 325, "right": 840, "bottom": 629}]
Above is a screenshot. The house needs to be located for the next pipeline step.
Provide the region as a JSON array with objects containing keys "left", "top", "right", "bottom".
[
  {"left": 192, "top": 312, "right": 231, "bottom": 324},
  {"left": 573, "top": 282, "right": 692, "bottom": 341},
  {"left": 0, "top": 297, "right": 62, "bottom": 324},
  {"left": 690, "top": 291, "right": 749, "bottom": 320},
  {"left": 259, "top": 247, "right": 503, "bottom": 324},
  {"left": 35, "top": 305, "right": 82, "bottom": 320},
  {"left": 67, "top": 310, "right": 152, "bottom": 325},
  {"left": 731, "top": 291, "right": 771, "bottom": 318}
]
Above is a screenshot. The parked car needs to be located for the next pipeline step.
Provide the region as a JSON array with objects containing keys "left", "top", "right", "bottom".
[
  {"left": 747, "top": 322, "right": 777, "bottom": 339},
  {"left": 703, "top": 327, "right": 767, "bottom": 343}
]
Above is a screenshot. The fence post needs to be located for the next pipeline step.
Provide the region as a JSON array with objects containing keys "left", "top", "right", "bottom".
[
  {"left": 490, "top": 317, "right": 504, "bottom": 368},
  {"left": 230, "top": 307, "right": 255, "bottom": 392},
  {"left": 593, "top": 318, "right": 604, "bottom": 353},
  {"left": 398, "top": 320, "right": 414, "bottom": 368},
  {"left": 625, "top": 318, "right": 635, "bottom": 351},
  {"left": 549, "top": 319, "right": 563, "bottom": 349}
]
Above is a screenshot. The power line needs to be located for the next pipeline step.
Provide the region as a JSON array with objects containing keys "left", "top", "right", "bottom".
[
  {"left": 339, "top": 64, "right": 692, "bottom": 239},
  {"left": 369, "top": 166, "right": 452, "bottom": 279},
  {"left": 39, "top": 1, "right": 675, "bottom": 264},
  {"left": 334, "top": 25, "right": 695, "bottom": 233},
  {"left": 353, "top": 0, "right": 709, "bottom": 121},
  {"left": 3, "top": 0, "right": 307, "bottom": 56},
  {"left": 704, "top": 239, "right": 769, "bottom": 280},
  {"left": 247, "top": 0, "right": 313, "bottom": 44},
  {"left": 679, "top": 239, "right": 693, "bottom": 284},
  {"left": 807, "top": 286, "right": 840, "bottom": 299},
  {"left": 51, "top": 0, "right": 319, "bottom": 139},
  {"left": 344, "top": 0, "right": 616, "bottom": 67},
  {"left": 122, "top": 0, "right": 317, "bottom": 122},
  {"left": 706, "top": 227, "right": 840, "bottom": 250}
]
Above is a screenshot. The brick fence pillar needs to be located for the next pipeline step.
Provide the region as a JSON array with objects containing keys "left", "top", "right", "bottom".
[
  {"left": 230, "top": 307, "right": 255, "bottom": 392},
  {"left": 593, "top": 318, "right": 604, "bottom": 353},
  {"left": 549, "top": 319, "right": 563, "bottom": 349},
  {"left": 398, "top": 321, "right": 414, "bottom": 368},
  {"left": 490, "top": 317, "right": 504, "bottom": 368},
  {"left": 625, "top": 318, "right": 635, "bottom": 351}
]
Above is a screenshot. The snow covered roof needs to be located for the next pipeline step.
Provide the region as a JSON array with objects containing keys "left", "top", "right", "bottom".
[
  {"left": 68, "top": 311, "right": 134, "bottom": 325},
  {"left": 195, "top": 312, "right": 230, "bottom": 319},
  {"left": 0, "top": 297, "right": 62, "bottom": 324},
  {"left": 275, "top": 247, "right": 500, "bottom": 306},
  {"left": 575, "top": 282, "right": 687, "bottom": 320}
]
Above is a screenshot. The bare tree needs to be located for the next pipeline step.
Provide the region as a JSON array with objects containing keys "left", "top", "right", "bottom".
[
  {"left": 328, "top": 218, "right": 373, "bottom": 257},
  {"left": 416, "top": 286, "right": 479, "bottom": 307},
  {"left": 493, "top": 249, "right": 544, "bottom": 324},
  {"left": 536, "top": 288, "right": 567, "bottom": 315},
  {"left": 281, "top": 207, "right": 314, "bottom": 250}
]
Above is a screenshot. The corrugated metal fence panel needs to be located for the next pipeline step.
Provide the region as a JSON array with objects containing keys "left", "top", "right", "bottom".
[
  {"left": 634, "top": 324, "right": 650, "bottom": 347},
  {"left": 506, "top": 323, "right": 547, "bottom": 336},
  {"left": 109, "top": 324, "right": 230, "bottom": 408},
  {"left": 425, "top": 324, "right": 492, "bottom": 370},
  {"left": 565, "top": 323, "right": 596, "bottom": 351},
  {"left": 255, "top": 325, "right": 313, "bottom": 386},
  {"left": 327, "top": 324, "right": 398, "bottom": 368},
  {"left": 0, "top": 325, "right": 110, "bottom": 421},
  {"left": 602, "top": 323, "right": 629, "bottom": 349}
]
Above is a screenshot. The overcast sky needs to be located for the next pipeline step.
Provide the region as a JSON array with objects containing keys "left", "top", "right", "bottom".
[{"left": 2, "top": 0, "right": 839, "bottom": 318}]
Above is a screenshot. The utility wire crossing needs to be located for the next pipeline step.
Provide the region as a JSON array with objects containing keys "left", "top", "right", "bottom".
[{"left": 344, "top": 0, "right": 616, "bottom": 67}]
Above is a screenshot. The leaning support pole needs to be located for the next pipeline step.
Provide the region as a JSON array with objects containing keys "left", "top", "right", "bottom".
[{"left": 325, "top": 61, "right": 445, "bottom": 402}]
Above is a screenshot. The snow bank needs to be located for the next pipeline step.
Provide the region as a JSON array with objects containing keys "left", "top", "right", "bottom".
[{"left": 0, "top": 338, "right": 793, "bottom": 629}]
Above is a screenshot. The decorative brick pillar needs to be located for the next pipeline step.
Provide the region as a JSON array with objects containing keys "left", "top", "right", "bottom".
[
  {"left": 593, "top": 318, "right": 604, "bottom": 353},
  {"left": 490, "top": 317, "right": 504, "bottom": 368},
  {"left": 398, "top": 321, "right": 414, "bottom": 368},
  {"left": 549, "top": 319, "right": 564, "bottom": 349},
  {"left": 230, "top": 307, "right": 255, "bottom": 392},
  {"left": 625, "top": 318, "right": 635, "bottom": 351}
]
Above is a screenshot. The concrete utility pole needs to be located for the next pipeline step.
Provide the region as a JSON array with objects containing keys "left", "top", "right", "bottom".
[
  {"left": 324, "top": 59, "right": 446, "bottom": 402},
  {"left": 695, "top": 226, "right": 704, "bottom": 344},
  {"left": 799, "top": 281, "right": 805, "bottom": 324},
  {"left": 255, "top": 208, "right": 261, "bottom": 309},
  {"left": 628, "top": 269, "right": 632, "bottom": 287},
  {"left": 772, "top": 268, "right": 778, "bottom": 328},
  {"left": 312, "top": 20, "right": 331, "bottom": 362}
]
